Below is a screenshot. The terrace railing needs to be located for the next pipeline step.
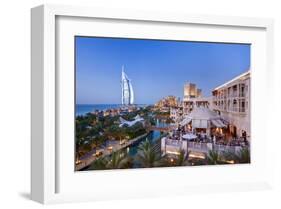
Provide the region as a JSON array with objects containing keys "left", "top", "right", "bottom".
[
  {"left": 162, "top": 138, "right": 246, "bottom": 157},
  {"left": 188, "top": 142, "right": 208, "bottom": 152},
  {"left": 166, "top": 138, "right": 182, "bottom": 146},
  {"left": 214, "top": 144, "right": 235, "bottom": 154},
  {"left": 187, "top": 142, "right": 242, "bottom": 154}
]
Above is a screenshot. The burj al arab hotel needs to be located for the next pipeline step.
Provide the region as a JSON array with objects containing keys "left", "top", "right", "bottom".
[{"left": 121, "top": 66, "right": 134, "bottom": 105}]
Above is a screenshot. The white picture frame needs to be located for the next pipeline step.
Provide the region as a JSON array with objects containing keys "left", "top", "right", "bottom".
[{"left": 31, "top": 4, "right": 274, "bottom": 204}]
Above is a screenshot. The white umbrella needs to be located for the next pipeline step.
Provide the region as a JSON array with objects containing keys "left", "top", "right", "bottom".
[{"left": 182, "top": 133, "right": 197, "bottom": 140}]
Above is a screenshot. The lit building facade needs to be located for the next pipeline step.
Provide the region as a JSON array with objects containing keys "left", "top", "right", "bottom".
[
  {"left": 170, "top": 107, "right": 183, "bottom": 122},
  {"left": 183, "top": 97, "right": 211, "bottom": 115},
  {"left": 155, "top": 95, "right": 179, "bottom": 108},
  {"left": 183, "top": 83, "right": 208, "bottom": 115},
  {"left": 184, "top": 83, "right": 201, "bottom": 100},
  {"left": 212, "top": 71, "right": 250, "bottom": 140}
]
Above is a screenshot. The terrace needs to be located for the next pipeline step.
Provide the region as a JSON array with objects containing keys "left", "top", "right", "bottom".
[
  {"left": 161, "top": 107, "right": 249, "bottom": 158},
  {"left": 161, "top": 134, "right": 248, "bottom": 158}
]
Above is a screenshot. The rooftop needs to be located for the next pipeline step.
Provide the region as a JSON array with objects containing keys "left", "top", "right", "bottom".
[{"left": 213, "top": 70, "right": 250, "bottom": 91}]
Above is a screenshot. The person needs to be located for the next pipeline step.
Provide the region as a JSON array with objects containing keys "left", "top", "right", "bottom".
[
  {"left": 242, "top": 131, "right": 247, "bottom": 143},
  {"left": 213, "top": 135, "right": 216, "bottom": 144}
]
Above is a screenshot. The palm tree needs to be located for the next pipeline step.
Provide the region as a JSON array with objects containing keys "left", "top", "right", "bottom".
[
  {"left": 136, "top": 140, "right": 161, "bottom": 168},
  {"left": 206, "top": 150, "right": 223, "bottom": 165},
  {"left": 105, "top": 151, "right": 133, "bottom": 169},
  {"left": 75, "top": 137, "right": 84, "bottom": 159},
  {"left": 105, "top": 125, "right": 127, "bottom": 144},
  {"left": 237, "top": 147, "right": 250, "bottom": 163},
  {"left": 175, "top": 150, "right": 190, "bottom": 166},
  {"left": 223, "top": 147, "right": 250, "bottom": 164},
  {"left": 89, "top": 157, "right": 107, "bottom": 170},
  {"left": 76, "top": 140, "right": 92, "bottom": 160},
  {"left": 162, "top": 149, "right": 190, "bottom": 167}
]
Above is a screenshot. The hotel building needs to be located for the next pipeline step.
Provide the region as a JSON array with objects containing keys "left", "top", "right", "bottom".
[
  {"left": 170, "top": 107, "right": 183, "bottom": 123},
  {"left": 183, "top": 82, "right": 209, "bottom": 115},
  {"left": 121, "top": 66, "right": 134, "bottom": 105},
  {"left": 155, "top": 95, "right": 179, "bottom": 109},
  {"left": 184, "top": 83, "right": 202, "bottom": 100},
  {"left": 212, "top": 71, "right": 250, "bottom": 140}
]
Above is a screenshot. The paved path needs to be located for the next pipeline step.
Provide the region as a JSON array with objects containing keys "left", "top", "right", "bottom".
[{"left": 75, "top": 133, "right": 148, "bottom": 171}]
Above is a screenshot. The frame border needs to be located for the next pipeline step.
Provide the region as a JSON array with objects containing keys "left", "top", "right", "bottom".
[{"left": 31, "top": 4, "right": 274, "bottom": 204}]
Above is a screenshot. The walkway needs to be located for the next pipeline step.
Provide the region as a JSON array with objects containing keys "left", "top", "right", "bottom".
[{"left": 75, "top": 133, "right": 148, "bottom": 171}]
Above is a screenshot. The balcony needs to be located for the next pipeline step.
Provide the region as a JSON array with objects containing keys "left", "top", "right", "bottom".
[
  {"left": 239, "top": 107, "right": 246, "bottom": 113},
  {"left": 231, "top": 92, "right": 238, "bottom": 97},
  {"left": 239, "top": 91, "right": 246, "bottom": 97}
]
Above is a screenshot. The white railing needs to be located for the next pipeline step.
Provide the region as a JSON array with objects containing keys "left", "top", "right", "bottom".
[
  {"left": 166, "top": 139, "right": 182, "bottom": 146},
  {"left": 162, "top": 138, "right": 246, "bottom": 156},
  {"left": 188, "top": 142, "right": 241, "bottom": 154},
  {"left": 214, "top": 144, "right": 235, "bottom": 153},
  {"left": 188, "top": 142, "right": 208, "bottom": 151}
]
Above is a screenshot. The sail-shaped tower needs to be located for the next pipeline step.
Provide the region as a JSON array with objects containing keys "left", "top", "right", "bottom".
[{"left": 121, "top": 66, "right": 134, "bottom": 105}]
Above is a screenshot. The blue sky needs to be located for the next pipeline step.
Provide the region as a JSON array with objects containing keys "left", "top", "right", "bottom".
[{"left": 76, "top": 36, "right": 250, "bottom": 104}]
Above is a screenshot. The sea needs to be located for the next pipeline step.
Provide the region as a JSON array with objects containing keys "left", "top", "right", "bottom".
[{"left": 76, "top": 104, "right": 148, "bottom": 116}]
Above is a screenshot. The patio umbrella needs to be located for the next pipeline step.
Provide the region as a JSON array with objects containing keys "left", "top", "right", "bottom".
[{"left": 182, "top": 133, "right": 197, "bottom": 140}]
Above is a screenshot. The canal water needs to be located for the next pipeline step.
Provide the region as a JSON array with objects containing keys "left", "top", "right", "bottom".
[
  {"left": 125, "top": 130, "right": 161, "bottom": 156},
  {"left": 123, "top": 119, "right": 169, "bottom": 167},
  {"left": 85, "top": 119, "right": 169, "bottom": 170}
]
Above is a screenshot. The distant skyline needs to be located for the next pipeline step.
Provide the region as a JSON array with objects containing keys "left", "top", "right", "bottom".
[{"left": 76, "top": 36, "right": 250, "bottom": 104}]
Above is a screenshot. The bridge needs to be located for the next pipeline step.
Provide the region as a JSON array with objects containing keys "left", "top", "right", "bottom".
[{"left": 147, "top": 125, "right": 176, "bottom": 132}]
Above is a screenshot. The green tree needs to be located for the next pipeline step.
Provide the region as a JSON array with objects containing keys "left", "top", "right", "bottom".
[
  {"left": 92, "top": 135, "right": 107, "bottom": 148},
  {"left": 136, "top": 140, "right": 161, "bottom": 168},
  {"left": 76, "top": 142, "right": 92, "bottom": 160},
  {"left": 175, "top": 150, "right": 190, "bottom": 166},
  {"left": 237, "top": 147, "right": 250, "bottom": 163},
  {"left": 161, "top": 150, "right": 190, "bottom": 167},
  {"left": 75, "top": 137, "right": 84, "bottom": 160},
  {"left": 104, "top": 125, "right": 126, "bottom": 143},
  {"left": 223, "top": 147, "right": 250, "bottom": 164},
  {"left": 206, "top": 150, "right": 223, "bottom": 165},
  {"left": 89, "top": 157, "right": 107, "bottom": 170},
  {"left": 105, "top": 151, "right": 133, "bottom": 169}
]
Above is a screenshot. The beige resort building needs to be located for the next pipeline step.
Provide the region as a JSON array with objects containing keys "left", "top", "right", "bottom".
[
  {"left": 183, "top": 82, "right": 210, "bottom": 115},
  {"left": 161, "top": 70, "right": 251, "bottom": 159},
  {"left": 212, "top": 71, "right": 250, "bottom": 140},
  {"left": 183, "top": 83, "right": 202, "bottom": 100}
]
